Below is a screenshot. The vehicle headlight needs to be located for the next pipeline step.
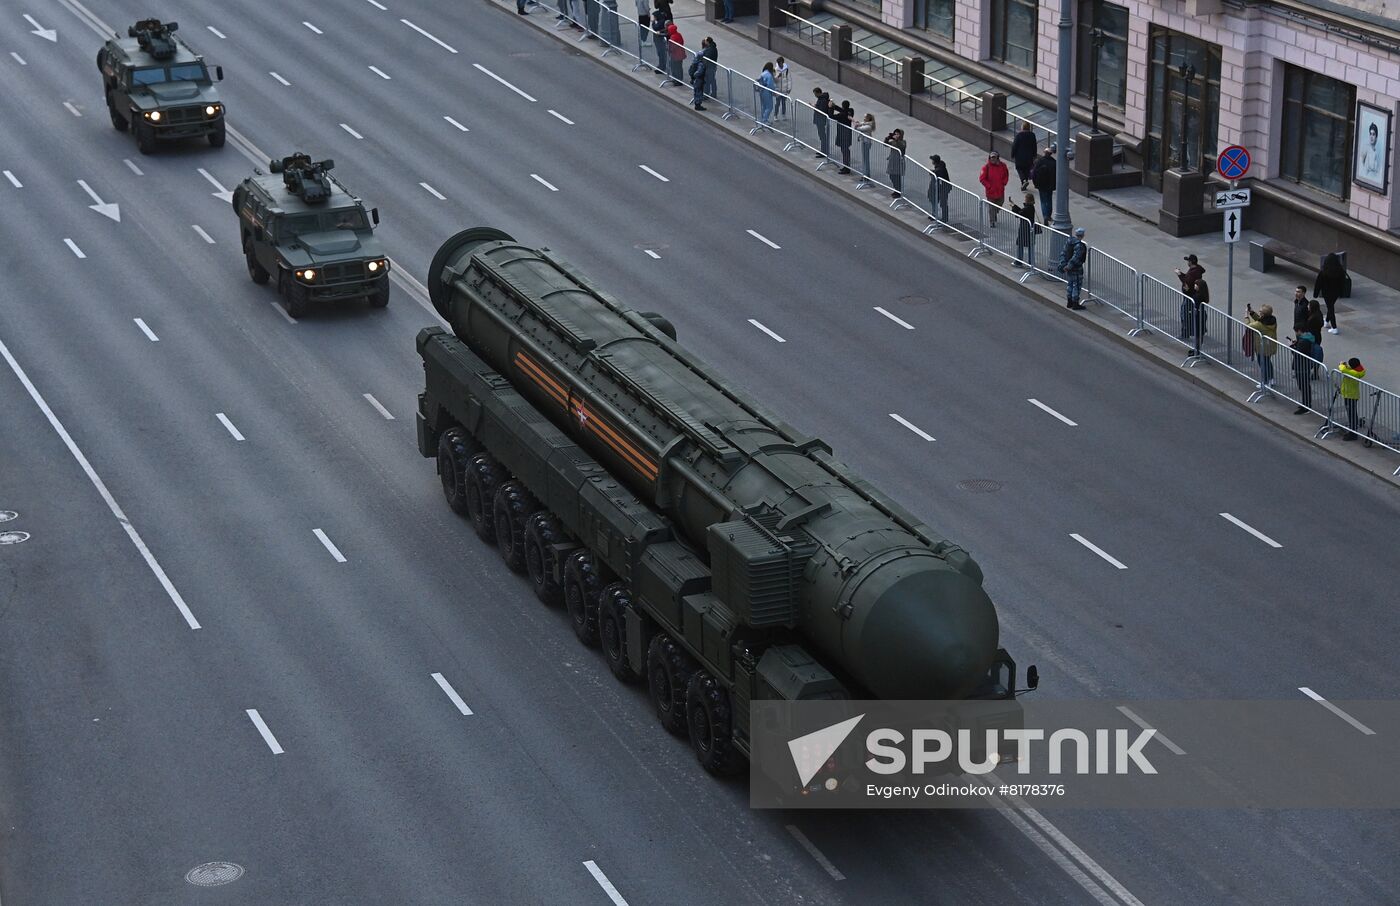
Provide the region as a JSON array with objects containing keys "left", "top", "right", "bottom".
[
  {"left": 205, "top": 104, "right": 220, "bottom": 116},
  {"left": 146, "top": 110, "right": 162, "bottom": 121},
  {"left": 367, "top": 260, "right": 380, "bottom": 273},
  {"left": 299, "top": 269, "right": 316, "bottom": 281}
]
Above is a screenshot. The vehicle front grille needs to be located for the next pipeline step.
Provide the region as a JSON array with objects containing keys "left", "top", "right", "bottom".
[
  {"left": 163, "top": 105, "right": 206, "bottom": 125},
  {"left": 321, "top": 261, "right": 369, "bottom": 284}
]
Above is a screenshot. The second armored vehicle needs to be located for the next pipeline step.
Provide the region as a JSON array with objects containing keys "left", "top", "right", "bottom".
[
  {"left": 97, "top": 20, "right": 225, "bottom": 154},
  {"left": 232, "top": 154, "right": 390, "bottom": 318}
]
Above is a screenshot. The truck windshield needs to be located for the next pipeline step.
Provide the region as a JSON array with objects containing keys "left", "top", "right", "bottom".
[
  {"left": 280, "top": 209, "right": 368, "bottom": 234},
  {"left": 131, "top": 63, "right": 208, "bottom": 85}
]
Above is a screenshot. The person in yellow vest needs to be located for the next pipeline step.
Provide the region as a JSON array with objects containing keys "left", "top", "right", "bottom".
[
  {"left": 1245, "top": 304, "right": 1277, "bottom": 387},
  {"left": 1338, "top": 357, "right": 1366, "bottom": 441}
]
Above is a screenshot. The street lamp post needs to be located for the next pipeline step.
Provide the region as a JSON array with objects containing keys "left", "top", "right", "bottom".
[
  {"left": 1089, "top": 27, "right": 1106, "bottom": 134},
  {"left": 1178, "top": 63, "right": 1197, "bottom": 169},
  {"left": 1051, "top": 0, "right": 1074, "bottom": 234}
]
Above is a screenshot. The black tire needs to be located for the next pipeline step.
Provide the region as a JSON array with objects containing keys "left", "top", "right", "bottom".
[
  {"left": 368, "top": 280, "right": 390, "bottom": 308},
  {"left": 647, "top": 634, "right": 696, "bottom": 736},
  {"left": 136, "top": 122, "right": 156, "bottom": 155},
  {"left": 465, "top": 453, "right": 505, "bottom": 543},
  {"left": 284, "top": 279, "right": 309, "bottom": 318},
  {"left": 686, "top": 671, "right": 744, "bottom": 776},
  {"left": 598, "top": 583, "right": 643, "bottom": 683},
  {"left": 492, "top": 481, "right": 537, "bottom": 573},
  {"left": 108, "top": 99, "right": 128, "bottom": 133},
  {"left": 245, "top": 244, "right": 269, "bottom": 285},
  {"left": 562, "top": 551, "right": 604, "bottom": 644},
  {"left": 525, "top": 514, "right": 568, "bottom": 607},
  {"left": 208, "top": 127, "right": 226, "bottom": 148},
  {"left": 437, "top": 427, "right": 476, "bottom": 516}
]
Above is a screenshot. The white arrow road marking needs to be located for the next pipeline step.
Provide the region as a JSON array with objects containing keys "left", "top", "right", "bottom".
[
  {"left": 746, "top": 228, "right": 780, "bottom": 249},
  {"left": 24, "top": 14, "right": 57, "bottom": 41},
  {"left": 639, "top": 164, "right": 668, "bottom": 182},
  {"left": 63, "top": 101, "right": 82, "bottom": 117},
  {"left": 207, "top": 25, "right": 226, "bottom": 38},
  {"left": 548, "top": 109, "right": 574, "bottom": 125},
  {"left": 368, "top": 65, "right": 392, "bottom": 80},
  {"left": 583, "top": 861, "right": 630, "bottom": 905},
  {"left": 431, "top": 673, "right": 473, "bottom": 715},
  {"left": 3, "top": 170, "right": 21, "bottom": 188},
  {"left": 215, "top": 413, "right": 244, "bottom": 441},
  {"left": 747, "top": 319, "right": 786, "bottom": 342},
  {"left": 197, "top": 167, "right": 233, "bottom": 202},
  {"left": 313, "top": 528, "right": 347, "bottom": 563},
  {"left": 76, "top": 180, "right": 120, "bottom": 221},
  {"left": 785, "top": 826, "right": 845, "bottom": 881},
  {"left": 443, "top": 115, "right": 469, "bottom": 132},
  {"left": 472, "top": 63, "right": 536, "bottom": 101},
  {"left": 530, "top": 174, "right": 558, "bottom": 192},
  {"left": 363, "top": 393, "right": 395, "bottom": 419},
  {"left": 269, "top": 71, "right": 290, "bottom": 86},
  {"left": 246, "top": 709, "right": 284, "bottom": 754},
  {"left": 123, "top": 159, "right": 143, "bottom": 175},
  {"left": 63, "top": 238, "right": 85, "bottom": 258},
  {"left": 1070, "top": 533, "right": 1127, "bottom": 569},
  {"left": 401, "top": 18, "right": 457, "bottom": 52},
  {"left": 302, "top": 20, "right": 322, "bottom": 33},
  {"left": 1299, "top": 687, "right": 1376, "bottom": 735},
  {"left": 873, "top": 306, "right": 914, "bottom": 329},
  {"left": 889, "top": 413, "right": 934, "bottom": 441},
  {"left": 10, "top": 52, "right": 26, "bottom": 65},
  {"left": 133, "top": 318, "right": 159, "bottom": 341},
  {"left": 339, "top": 123, "right": 363, "bottom": 140}
]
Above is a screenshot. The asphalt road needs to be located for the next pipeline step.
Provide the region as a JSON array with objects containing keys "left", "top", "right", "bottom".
[{"left": 1, "top": 0, "right": 1398, "bottom": 903}]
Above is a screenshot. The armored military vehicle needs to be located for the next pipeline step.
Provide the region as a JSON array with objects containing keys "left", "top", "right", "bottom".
[
  {"left": 97, "top": 20, "right": 225, "bottom": 154},
  {"left": 416, "top": 228, "right": 1035, "bottom": 777},
  {"left": 232, "top": 154, "right": 390, "bottom": 318}
]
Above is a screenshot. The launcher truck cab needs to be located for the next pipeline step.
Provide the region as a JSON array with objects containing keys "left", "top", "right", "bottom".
[{"left": 97, "top": 20, "right": 225, "bottom": 153}]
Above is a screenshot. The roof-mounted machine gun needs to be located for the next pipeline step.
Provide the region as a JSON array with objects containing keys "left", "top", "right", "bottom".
[
  {"left": 269, "top": 153, "right": 337, "bottom": 204},
  {"left": 127, "top": 19, "right": 179, "bottom": 60}
]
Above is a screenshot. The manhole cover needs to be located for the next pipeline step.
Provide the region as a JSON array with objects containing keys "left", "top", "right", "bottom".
[
  {"left": 0, "top": 531, "right": 29, "bottom": 544},
  {"left": 185, "top": 862, "right": 244, "bottom": 887},
  {"left": 0, "top": 511, "right": 16, "bottom": 522},
  {"left": 957, "top": 479, "right": 1003, "bottom": 493},
  {"left": 898, "top": 294, "right": 932, "bottom": 306}
]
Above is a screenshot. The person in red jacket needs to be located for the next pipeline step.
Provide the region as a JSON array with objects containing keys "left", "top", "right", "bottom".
[
  {"left": 665, "top": 22, "right": 685, "bottom": 84},
  {"left": 979, "top": 151, "right": 1010, "bottom": 227}
]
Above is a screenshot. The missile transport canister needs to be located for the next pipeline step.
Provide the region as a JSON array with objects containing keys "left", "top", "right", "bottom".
[{"left": 416, "top": 228, "right": 1034, "bottom": 775}]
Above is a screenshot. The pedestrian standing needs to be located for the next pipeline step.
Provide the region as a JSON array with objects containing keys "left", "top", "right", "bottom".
[
  {"left": 1011, "top": 122, "right": 1038, "bottom": 190},
  {"left": 1245, "top": 304, "right": 1278, "bottom": 387},
  {"left": 1175, "top": 254, "right": 1204, "bottom": 294},
  {"left": 688, "top": 40, "right": 708, "bottom": 110},
  {"left": 812, "top": 87, "right": 833, "bottom": 158},
  {"left": 652, "top": 5, "right": 670, "bottom": 77},
  {"left": 979, "top": 151, "right": 1009, "bottom": 227},
  {"left": 1290, "top": 331, "right": 1316, "bottom": 413},
  {"left": 1031, "top": 147, "right": 1056, "bottom": 224},
  {"left": 1305, "top": 298, "right": 1326, "bottom": 375},
  {"left": 774, "top": 57, "right": 789, "bottom": 117},
  {"left": 654, "top": 0, "right": 672, "bottom": 21},
  {"left": 666, "top": 21, "right": 685, "bottom": 83},
  {"left": 702, "top": 36, "right": 718, "bottom": 99},
  {"left": 1338, "top": 357, "right": 1367, "bottom": 440},
  {"left": 1289, "top": 284, "right": 1309, "bottom": 335},
  {"left": 757, "top": 61, "right": 776, "bottom": 126},
  {"left": 929, "top": 154, "right": 951, "bottom": 222},
  {"left": 833, "top": 101, "right": 854, "bottom": 174},
  {"left": 721, "top": 0, "right": 734, "bottom": 22},
  {"left": 1314, "top": 252, "right": 1346, "bottom": 333},
  {"left": 1191, "top": 278, "right": 1211, "bottom": 341},
  {"left": 1057, "top": 227, "right": 1088, "bottom": 310},
  {"left": 635, "top": 0, "right": 650, "bottom": 39},
  {"left": 1013, "top": 192, "right": 1038, "bottom": 268},
  {"left": 855, "top": 113, "right": 876, "bottom": 177},
  {"left": 885, "top": 129, "right": 906, "bottom": 197}
]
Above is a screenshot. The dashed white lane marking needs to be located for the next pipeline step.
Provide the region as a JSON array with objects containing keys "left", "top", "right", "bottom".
[
  {"left": 1069, "top": 533, "right": 1127, "bottom": 570},
  {"left": 1299, "top": 687, "right": 1376, "bottom": 735},
  {"left": 63, "top": 238, "right": 85, "bottom": 258},
  {"left": 133, "top": 318, "right": 159, "bottom": 342},
  {"left": 1115, "top": 706, "right": 1187, "bottom": 755},
  {"left": 270, "top": 302, "right": 297, "bottom": 325},
  {"left": 368, "top": 65, "right": 392, "bottom": 80},
  {"left": 583, "top": 861, "right": 630, "bottom": 905},
  {"left": 873, "top": 306, "right": 914, "bottom": 329},
  {"left": 785, "top": 826, "right": 845, "bottom": 881},
  {"left": 431, "top": 672, "right": 474, "bottom": 716},
  {"left": 0, "top": 336, "right": 201, "bottom": 629},
  {"left": 530, "top": 174, "right": 559, "bottom": 192},
  {"left": 747, "top": 319, "right": 785, "bottom": 343},
  {"left": 746, "top": 228, "right": 780, "bottom": 249},
  {"left": 993, "top": 803, "right": 1133, "bottom": 906},
  {"left": 1219, "top": 513, "right": 1281, "bottom": 548},
  {"left": 269, "top": 71, "right": 291, "bottom": 86},
  {"left": 443, "top": 115, "right": 469, "bottom": 132},
  {"left": 644, "top": 249, "right": 661, "bottom": 259},
  {"left": 302, "top": 20, "right": 322, "bottom": 33},
  {"left": 207, "top": 25, "right": 226, "bottom": 39},
  {"left": 123, "top": 158, "right": 144, "bottom": 175},
  {"left": 63, "top": 101, "right": 82, "bottom": 117},
  {"left": 339, "top": 123, "right": 364, "bottom": 140},
  {"left": 363, "top": 393, "right": 395, "bottom": 420},
  {"left": 3, "top": 170, "right": 20, "bottom": 188},
  {"left": 191, "top": 224, "right": 216, "bottom": 244},
  {"left": 888, "top": 413, "right": 935, "bottom": 441},
  {"left": 313, "top": 528, "right": 347, "bottom": 563},
  {"left": 401, "top": 18, "right": 458, "bottom": 53},
  {"left": 639, "top": 164, "right": 669, "bottom": 182},
  {"left": 548, "top": 109, "right": 574, "bottom": 124},
  {"left": 472, "top": 63, "right": 536, "bottom": 101},
  {"left": 420, "top": 182, "right": 446, "bottom": 200},
  {"left": 367, "top": 0, "right": 388, "bottom": 8},
  {"left": 246, "top": 709, "right": 284, "bottom": 754},
  {"left": 1028, "top": 398, "right": 1078, "bottom": 426},
  {"left": 215, "top": 413, "right": 245, "bottom": 441},
  {"left": 10, "top": 52, "right": 26, "bottom": 65}
]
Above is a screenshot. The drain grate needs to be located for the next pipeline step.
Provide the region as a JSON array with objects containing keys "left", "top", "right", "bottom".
[
  {"left": 186, "top": 862, "right": 245, "bottom": 887},
  {"left": 957, "top": 479, "right": 1003, "bottom": 493},
  {"left": 0, "top": 531, "right": 29, "bottom": 544},
  {"left": 0, "top": 511, "right": 16, "bottom": 523}
]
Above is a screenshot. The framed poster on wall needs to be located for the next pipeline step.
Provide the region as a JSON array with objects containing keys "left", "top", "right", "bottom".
[{"left": 1354, "top": 101, "right": 1392, "bottom": 194}]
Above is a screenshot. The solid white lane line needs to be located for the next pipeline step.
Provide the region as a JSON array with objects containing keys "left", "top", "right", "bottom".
[
  {"left": 302, "top": 20, "right": 322, "bottom": 33},
  {"left": 1299, "top": 687, "right": 1376, "bottom": 735},
  {"left": 368, "top": 65, "right": 392, "bottom": 80},
  {"left": 639, "top": 164, "right": 669, "bottom": 182},
  {"left": 644, "top": 249, "right": 661, "bottom": 259},
  {"left": 420, "top": 182, "right": 446, "bottom": 200},
  {"left": 191, "top": 225, "right": 216, "bottom": 244},
  {"left": 873, "top": 306, "right": 914, "bottom": 329},
  {"left": 123, "top": 158, "right": 143, "bottom": 175},
  {"left": 3, "top": 170, "right": 21, "bottom": 188},
  {"left": 583, "top": 861, "right": 630, "bottom": 906},
  {"left": 339, "top": 123, "right": 364, "bottom": 140},
  {"left": 531, "top": 174, "right": 559, "bottom": 192},
  {"left": 0, "top": 336, "right": 201, "bottom": 629},
  {"left": 548, "top": 109, "right": 574, "bottom": 124},
  {"left": 270, "top": 302, "right": 297, "bottom": 325},
  {"left": 1115, "top": 706, "right": 1187, "bottom": 755},
  {"left": 472, "top": 63, "right": 536, "bottom": 101},
  {"left": 431, "top": 672, "right": 474, "bottom": 716},
  {"left": 10, "top": 52, "right": 26, "bottom": 65},
  {"left": 443, "top": 115, "right": 469, "bottom": 132},
  {"left": 785, "top": 825, "right": 845, "bottom": 881},
  {"left": 133, "top": 318, "right": 159, "bottom": 342},
  {"left": 889, "top": 413, "right": 935, "bottom": 441},
  {"left": 313, "top": 528, "right": 347, "bottom": 563},
  {"left": 215, "top": 413, "right": 245, "bottom": 441},
  {"left": 747, "top": 319, "right": 786, "bottom": 343},
  {"left": 746, "top": 228, "right": 781, "bottom": 249},
  {"left": 367, "top": 0, "right": 388, "bottom": 8},
  {"left": 1028, "top": 398, "right": 1078, "bottom": 426},
  {"left": 1219, "top": 513, "right": 1281, "bottom": 548},
  {"left": 401, "top": 18, "right": 458, "bottom": 53},
  {"left": 64, "top": 101, "right": 82, "bottom": 117},
  {"left": 363, "top": 393, "right": 395, "bottom": 420},
  {"left": 207, "top": 25, "right": 226, "bottom": 38},
  {"left": 64, "top": 238, "right": 86, "bottom": 259},
  {"left": 246, "top": 709, "right": 284, "bottom": 754},
  {"left": 269, "top": 71, "right": 291, "bottom": 86},
  {"left": 1069, "top": 533, "right": 1127, "bottom": 570},
  {"left": 993, "top": 805, "right": 1125, "bottom": 906}
]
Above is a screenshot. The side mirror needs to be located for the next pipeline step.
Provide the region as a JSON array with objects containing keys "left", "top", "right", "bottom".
[
  {"left": 215, "top": 65, "right": 224, "bottom": 81},
  {"left": 371, "top": 207, "right": 380, "bottom": 225},
  {"left": 1026, "top": 665, "right": 1039, "bottom": 691}
]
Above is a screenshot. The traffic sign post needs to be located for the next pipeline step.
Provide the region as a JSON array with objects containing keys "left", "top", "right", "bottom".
[
  {"left": 1218, "top": 145, "right": 1251, "bottom": 180},
  {"left": 1214, "top": 188, "right": 1251, "bottom": 209}
]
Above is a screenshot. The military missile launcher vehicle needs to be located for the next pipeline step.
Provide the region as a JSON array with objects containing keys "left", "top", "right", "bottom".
[
  {"left": 233, "top": 153, "right": 390, "bottom": 318},
  {"left": 416, "top": 228, "right": 1036, "bottom": 776},
  {"left": 97, "top": 20, "right": 226, "bottom": 154}
]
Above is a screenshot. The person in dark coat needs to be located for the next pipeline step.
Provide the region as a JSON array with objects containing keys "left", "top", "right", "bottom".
[
  {"left": 701, "top": 36, "right": 718, "bottom": 99},
  {"left": 811, "top": 87, "right": 833, "bottom": 158},
  {"left": 928, "top": 154, "right": 951, "bottom": 223},
  {"left": 1013, "top": 191, "right": 1038, "bottom": 268},
  {"left": 1057, "top": 227, "right": 1088, "bottom": 310},
  {"left": 833, "top": 100, "right": 854, "bottom": 174},
  {"left": 1176, "top": 254, "right": 1204, "bottom": 293},
  {"left": 885, "top": 129, "right": 907, "bottom": 197},
  {"left": 1290, "top": 331, "right": 1316, "bottom": 413},
  {"left": 688, "top": 41, "right": 708, "bottom": 110},
  {"left": 1305, "top": 298, "right": 1326, "bottom": 376},
  {"left": 651, "top": 5, "right": 671, "bottom": 77},
  {"left": 1290, "top": 285, "right": 1309, "bottom": 335},
  {"left": 1011, "top": 121, "right": 1038, "bottom": 190},
  {"left": 1314, "top": 252, "right": 1346, "bottom": 333},
  {"left": 1031, "top": 147, "right": 1056, "bottom": 223}
]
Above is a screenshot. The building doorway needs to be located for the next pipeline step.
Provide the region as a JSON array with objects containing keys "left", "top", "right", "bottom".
[{"left": 1145, "top": 27, "right": 1221, "bottom": 189}]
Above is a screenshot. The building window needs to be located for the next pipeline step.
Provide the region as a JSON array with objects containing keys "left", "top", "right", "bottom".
[
  {"left": 1076, "top": 0, "right": 1127, "bottom": 109},
  {"left": 914, "top": 0, "right": 955, "bottom": 39},
  {"left": 1145, "top": 27, "right": 1221, "bottom": 183},
  {"left": 990, "top": 0, "right": 1037, "bottom": 73},
  {"left": 1279, "top": 65, "right": 1354, "bottom": 199}
]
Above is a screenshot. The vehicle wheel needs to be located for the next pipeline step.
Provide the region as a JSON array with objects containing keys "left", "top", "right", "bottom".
[
  {"left": 465, "top": 453, "right": 505, "bottom": 543},
  {"left": 561, "top": 551, "right": 603, "bottom": 644},
  {"left": 108, "top": 100, "right": 128, "bottom": 132},
  {"left": 686, "top": 671, "right": 744, "bottom": 776},
  {"left": 136, "top": 123, "right": 156, "bottom": 155},
  {"left": 492, "top": 481, "right": 537, "bottom": 574},
  {"left": 525, "top": 513, "right": 567, "bottom": 607},
  {"left": 437, "top": 427, "right": 476, "bottom": 516},
  {"left": 208, "top": 127, "right": 226, "bottom": 148},
  {"left": 647, "top": 634, "right": 696, "bottom": 736},
  {"left": 284, "top": 280, "right": 309, "bottom": 319},
  {"left": 368, "top": 280, "right": 390, "bottom": 308},
  {"left": 245, "top": 245, "right": 269, "bottom": 285},
  {"left": 598, "top": 582, "right": 642, "bottom": 683}
]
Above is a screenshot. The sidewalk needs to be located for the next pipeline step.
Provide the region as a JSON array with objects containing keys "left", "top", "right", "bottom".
[{"left": 513, "top": 0, "right": 1400, "bottom": 484}]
